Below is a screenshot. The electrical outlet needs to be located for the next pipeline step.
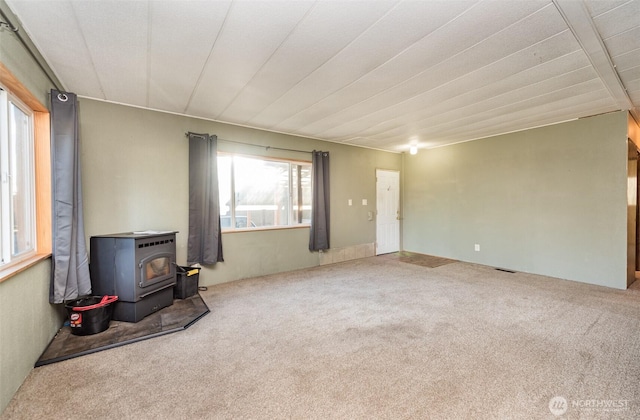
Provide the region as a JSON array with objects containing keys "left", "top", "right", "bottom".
[
  {"left": 362, "top": 199, "right": 367, "bottom": 205},
  {"left": 348, "top": 199, "right": 352, "bottom": 206},
  {"left": 474, "top": 244, "right": 480, "bottom": 252}
]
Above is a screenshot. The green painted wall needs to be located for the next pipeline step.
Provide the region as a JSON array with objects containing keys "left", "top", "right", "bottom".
[
  {"left": 78, "top": 98, "right": 401, "bottom": 285},
  {"left": 403, "top": 111, "right": 629, "bottom": 289},
  {"left": 0, "top": 12, "right": 64, "bottom": 414},
  {"left": 0, "top": 261, "right": 63, "bottom": 412}
]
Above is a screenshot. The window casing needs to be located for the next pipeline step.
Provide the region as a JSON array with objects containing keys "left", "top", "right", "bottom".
[
  {"left": 218, "top": 154, "right": 311, "bottom": 230},
  {"left": 0, "top": 86, "right": 36, "bottom": 265},
  {"left": 0, "top": 62, "right": 52, "bottom": 283}
]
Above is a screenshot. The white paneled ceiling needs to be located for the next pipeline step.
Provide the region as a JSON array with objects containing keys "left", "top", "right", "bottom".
[{"left": 4, "top": 0, "right": 640, "bottom": 152}]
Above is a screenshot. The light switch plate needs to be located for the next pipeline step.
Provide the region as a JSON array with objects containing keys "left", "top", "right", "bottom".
[{"left": 362, "top": 199, "right": 367, "bottom": 205}]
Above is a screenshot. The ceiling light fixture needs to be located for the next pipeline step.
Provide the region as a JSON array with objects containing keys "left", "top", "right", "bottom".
[{"left": 409, "top": 145, "right": 418, "bottom": 155}]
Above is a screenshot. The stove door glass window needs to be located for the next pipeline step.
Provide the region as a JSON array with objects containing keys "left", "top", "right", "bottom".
[{"left": 145, "top": 256, "right": 170, "bottom": 282}]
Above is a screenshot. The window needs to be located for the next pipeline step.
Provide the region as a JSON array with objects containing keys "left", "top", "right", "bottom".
[
  {"left": 218, "top": 154, "right": 311, "bottom": 230},
  {"left": 0, "top": 86, "right": 36, "bottom": 265},
  {"left": 0, "top": 61, "right": 51, "bottom": 283}
]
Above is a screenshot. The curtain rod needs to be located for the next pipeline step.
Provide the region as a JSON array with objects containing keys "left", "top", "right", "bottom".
[{"left": 185, "top": 132, "right": 312, "bottom": 154}]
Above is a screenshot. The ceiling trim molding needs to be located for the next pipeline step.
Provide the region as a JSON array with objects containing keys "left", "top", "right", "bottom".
[
  {"left": 76, "top": 95, "right": 402, "bottom": 154},
  {"left": 553, "top": 0, "right": 639, "bottom": 123}
]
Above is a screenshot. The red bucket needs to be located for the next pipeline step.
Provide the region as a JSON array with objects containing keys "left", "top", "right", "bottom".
[{"left": 65, "top": 295, "right": 118, "bottom": 336}]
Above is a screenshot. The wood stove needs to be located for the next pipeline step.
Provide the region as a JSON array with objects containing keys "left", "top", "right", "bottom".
[{"left": 90, "top": 231, "right": 177, "bottom": 322}]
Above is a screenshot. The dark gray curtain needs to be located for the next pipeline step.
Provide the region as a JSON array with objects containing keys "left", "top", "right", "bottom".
[
  {"left": 309, "top": 151, "right": 330, "bottom": 251},
  {"left": 188, "top": 132, "right": 223, "bottom": 265},
  {"left": 50, "top": 90, "right": 91, "bottom": 303}
]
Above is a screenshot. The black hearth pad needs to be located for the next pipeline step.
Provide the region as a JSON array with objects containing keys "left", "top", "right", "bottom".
[{"left": 36, "top": 294, "right": 209, "bottom": 367}]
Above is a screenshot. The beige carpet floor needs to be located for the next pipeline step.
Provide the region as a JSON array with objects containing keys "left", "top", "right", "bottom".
[
  {"left": 382, "top": 251, "right": 457, "bottom": 268},
  {"left": 3, "top": 257, "right": 640, "bottom": 419}
]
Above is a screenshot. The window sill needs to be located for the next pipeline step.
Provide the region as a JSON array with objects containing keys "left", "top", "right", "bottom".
[
  {"left": 0, "top": 252, "right": 52, "bottom": 284},
  {"left": 221, "top": 224, "right": 310, "bottom": 234}
]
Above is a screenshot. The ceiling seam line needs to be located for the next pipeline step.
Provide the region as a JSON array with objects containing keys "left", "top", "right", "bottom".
[
  {"left": 145, "top": 0, "right": 152, "bottom": 108},
  {"left": 400, "top": 79, "right": 609, "bottom": 136},
  {"left": 589, "top": 0, "right": 635, "bottom": 20},
  {"left": 272, "top": 2, "right": 561, "bottom": 134},
  {"left": 369, "top": 67, "right": 600, "bottom": 140},
  {"left": 429, "top": 96, "right": 617, "bottom": 142},
  {"left": 611, "top": 47, "right": 640, "bottom": 66},
  {"left": 312, "top": 30, "right": 581, "bottom": 139},
  {"left": 244, "top": 0, "right": 407, "bottom": 127},
  {"left": 602, "top": 24, "right": 640, "bottom": 42},
  {"left": 70, "top": 0, "right": 107, "bottom": 99},
  {"left": 182, "top": 0, "right": 233, "bottom": 114},
  {"left": 421, "top": 109, "right": 616, "bottom": 150},
  {"left": 252, "top": 0, "right": 485, "bottom": 130},
  {"left": 386, "top": 94, "right": 615, "bottom": 145},
  {"left": 359, "top": 76, "right": 607, "bottom": 142},
  {"left": 213, "top": 0, "right": 319, "bottom": 120},
  {"left": 308, "top": 30, "right": 579, "bottom": 138}
]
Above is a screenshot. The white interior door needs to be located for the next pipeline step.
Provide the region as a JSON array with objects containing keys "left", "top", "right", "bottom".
[{"left": 376, "top": 169, "right": 400, "bottom": 255}]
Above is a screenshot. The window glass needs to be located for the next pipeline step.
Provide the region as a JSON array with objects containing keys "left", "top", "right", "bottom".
[
  {"left": 0, "top": 88, "right": 36, "bottom": 266},
  {"left": 145, "top": 256, "right": 170, "bottom": 281},
  {"left": 235, "top": 156, "right": 289, "bottom": 228},
  {"left": 9, "top": 102, "right": 34, "bottom": 257},
  {"left": 218, "top": 154, "right": 311, "bottom": 230},
  {"left": 292, "top": 164, "right": 312, "bottom": 224},
  {"left": 218, "top": 155, "right": 232, "bottom": 228}
]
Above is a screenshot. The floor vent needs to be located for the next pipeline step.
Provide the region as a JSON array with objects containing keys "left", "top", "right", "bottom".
[{"left": 495, "top": 268, "right": 516, "bottom": 273}]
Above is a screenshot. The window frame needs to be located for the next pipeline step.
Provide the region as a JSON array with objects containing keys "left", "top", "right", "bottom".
[
  {"left": 0, "top": 62, "right": 52, "bottom": 283},
  {"left": 218, "top": 152, "right": 312, "bottom": 233}
]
